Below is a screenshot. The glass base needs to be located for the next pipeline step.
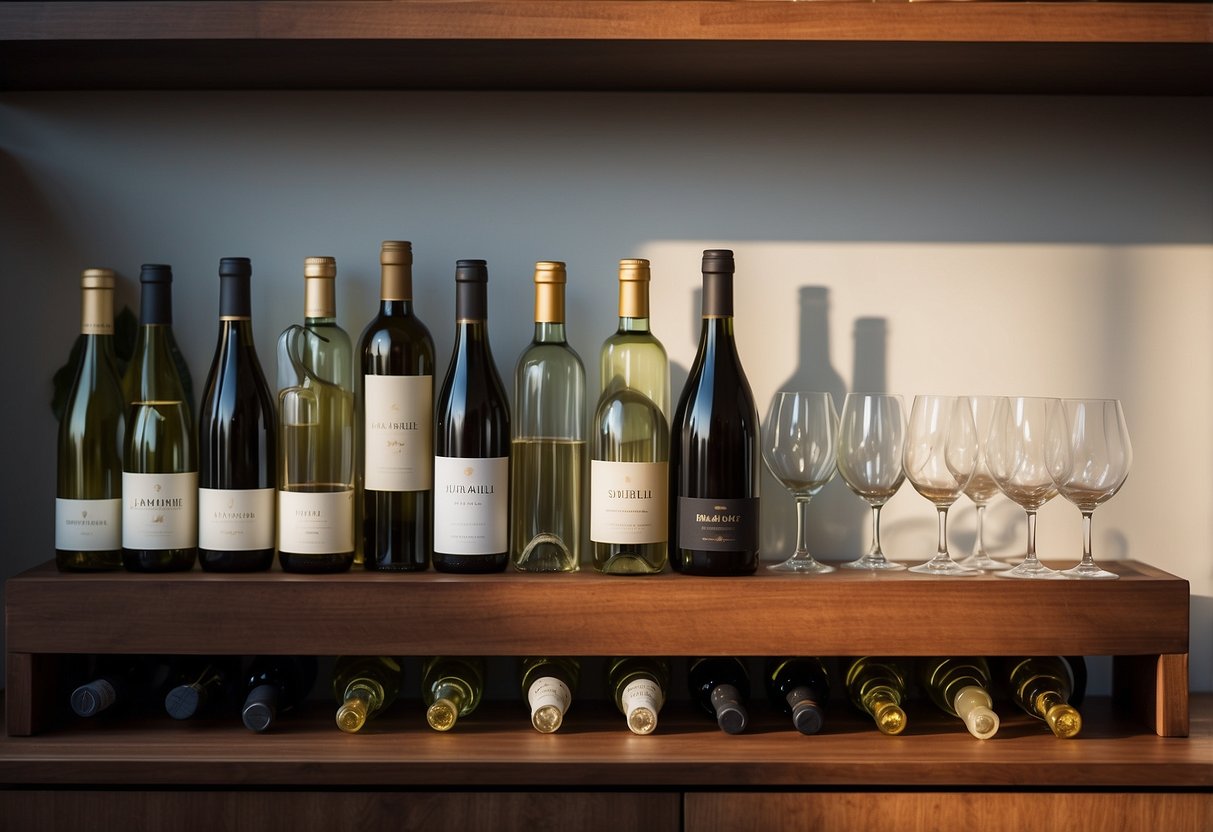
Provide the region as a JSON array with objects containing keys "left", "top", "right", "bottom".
[
  {"left": 909, "top": 557, "right": 980, "bottom": 577},
  {"left": 840, "top": 555, "right": 905, "bottom": 571},
  {"left": 1061, "top": 562, "right": 1120, "bottom": 580},
  {"left": 997, "top": 560, "right": 1063, "bottom": 580},
  {"left": 768, "top": 555, "right": 836, "bottom": 575},
  {"left": 956, "top": 553, "right": 1013, "bottom": 572}
]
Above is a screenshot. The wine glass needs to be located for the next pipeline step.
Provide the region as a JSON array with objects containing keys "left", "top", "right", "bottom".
[
  {"left": 904, "top": 395, "right": 980, "bottom": 577},
  {"left": 1046, "top": 398, "right": 1132, "bottom": 580},
  {"left": 837, "top": 393, "right": 907, "bottom": 571},
  {"left": 762, "top": 391, "right": 839, "bottom": 574},
  {"left": 986, "top": 396, "right": 1062, "bottom": 580},
  {"left": 957, "top": 395, "right": 1012, "bottom": 571}
]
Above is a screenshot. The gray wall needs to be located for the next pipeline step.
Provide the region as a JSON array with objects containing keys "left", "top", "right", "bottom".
[{"left": 2, "top": 91, "right": 1210, "bottom": 694}]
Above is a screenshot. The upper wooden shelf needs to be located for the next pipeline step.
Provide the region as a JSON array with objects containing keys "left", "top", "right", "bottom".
[{"left": 1, "top": 1, "right": 1210, "bottom": 93}]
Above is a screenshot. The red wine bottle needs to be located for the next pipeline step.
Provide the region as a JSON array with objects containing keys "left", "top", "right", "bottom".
[{"left": 688, "top": 656, "right": 751, "bottom": 735}]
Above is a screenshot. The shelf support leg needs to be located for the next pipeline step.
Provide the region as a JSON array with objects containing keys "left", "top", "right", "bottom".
[
  {"left": 1112, "top": 653, "right": 1188, "bottom": 738},
  {"left": 5, "top": 652, "right": 55, "bottom": 737}
]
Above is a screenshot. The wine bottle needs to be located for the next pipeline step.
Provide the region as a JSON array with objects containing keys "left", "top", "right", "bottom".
[
  {"left": 1005, "top": 656, "right": 1083, "bottom": 739},
  {"left": 591, "top": 260, "right": 669, "bottom": 575},
  {"left": 358, "top": 241, "right": 435, "bottom": 571},
  {"left": 433, "top": 260, "right": 510, "bottom": 573},
  {"left": 164, "top": 657, "right": 241, "bottom": 720},
  {"left": 56, "top": 268, "right": 126, "bottom": 572},
  {"left": 765, "top": 657, "right": 830, "bottom": 736},
  {"left": 198, "top": 257, "right": 276, "bottom": 572},
  {"left": 669, "top": 249, "right": 760, "bottom": 575},
  {"left": 70, "top": 655, "right": 172, "bottom": 718},
  {"left": 844, "top": 657, "right": 908, "bottom": 736},
  {"left": 607, "top": 656, "right": 669, "bottom": 736},
  {"left": 276, "top": 257, "right": 355, "bottom": 573},
  {"left": 920, "top": 657, "right": 1000, "bottom": 740},
  {"left": 122, "top": 264, "right": 197, "bottom": 572},
  {"left": 332, "top": 655, "right": 402, "bottom": 734},
  {"left": 241, "top": 655, "right": 319, "bottom": 733},
  {"left": 688, "top": 657, "right": 751, "bottom": 735},
  {"left": 512, "top": 261, "right": 586, "bottom": 572},
  {"left": 422, "top": 656, "right": 485, "bottom": 732},
  {"left": 520, "top": 657, "right": 580, "bottom": 734}
]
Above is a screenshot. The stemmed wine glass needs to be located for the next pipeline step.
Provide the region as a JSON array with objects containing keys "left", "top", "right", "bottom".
[
  {"left": 957, "top": 395, "right": 1012, "bottom": 571},
  {"left": 837, "top": 393, "right": 906, "bottom": 571},
  {"left": 762, "top": 391, "right": 839, "bottom": 574},
  {"left": 986, "top": 396, "right": 1062, "bottom": 580},
  {"left": 1046, "top": 398, "right": 1132, "bottom": 580},
  {"left": 904, "top": 395, "right": 980, "bottom": 577}
]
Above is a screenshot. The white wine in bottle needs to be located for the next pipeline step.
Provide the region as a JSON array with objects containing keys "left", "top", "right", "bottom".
[
  {"left": 520, "top": 657, "right": 580, "bottom": 734},
  {"left": 57, "top": 268, "right": 125, "bottom": 571},
  {"left": 422, "top": 656, "right": 485, "bottom": 732},
  {"left": 122, "top": 264, "right": 197, "bottom": 572},
  {"left": 607, "top": 656, "right": 669, "bottom": 736},
  {"left": 332, "top": 656, "right": 402, "bottom": 734},
  {"left": 920, "top": 657, "right": 1000, "bottom": 740},
  {"left": 845, "top": 657, "right": 908, "bottom": 736},
  {"left": 1005, "top": 656, "right": 1082, "bottom": 739}
]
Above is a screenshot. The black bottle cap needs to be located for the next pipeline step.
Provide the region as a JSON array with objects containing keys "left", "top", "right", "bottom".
[
  {"left": 701, "top": 249, "right": 735, "bottom": 274},
  {"left": 455, "top": 260, "right": 489, "bottom": 320},
  {"left": 455, "top": 259, "right": 489, "bottom": 282},
  {"left": 791, "top": 699, "right": 825, "bottom": 735},
  {"left": 241, "top": 683, "right": 279, "bottom": 733},
  {"left": 165, "top": 684, "right": 201, "bottom": 720},
  {"left": 711, "top": 683, "right": 748, "bottom": 735},
  {"left": 139, "top": 264, "right": 174, "bottom": 324},
  {"left": 139, "top": 264, "right": 173, "bottom": 284},
  {"left": 219, "top": 257, "right": 252, "bottom": 279}
]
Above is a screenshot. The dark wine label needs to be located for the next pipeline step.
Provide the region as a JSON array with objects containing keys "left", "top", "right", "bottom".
[{"left": 678, "top": 497, "right": 758, "bottom": 552}]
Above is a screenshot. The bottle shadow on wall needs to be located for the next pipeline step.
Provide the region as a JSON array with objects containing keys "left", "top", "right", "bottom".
[{"left": 760, "top": 290, "right": 872, "bottom": 565}]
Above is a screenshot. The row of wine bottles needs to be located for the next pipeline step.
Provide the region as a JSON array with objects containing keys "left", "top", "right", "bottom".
[
  {"left": 55, "top": 247, "right": 758, "bottom": 576},
  {"left": 66, "top": 655, "right": 1086, "bottom": 740}
]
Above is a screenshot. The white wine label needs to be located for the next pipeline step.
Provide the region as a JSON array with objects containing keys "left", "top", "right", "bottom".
[
  {"left": 122, "top": 472, "right": 198, "bottom": 550},
  {"left": 678, "top": 496, "right": 760, "bottom": 552},
  {"left": 56, "top": 498, "right": 121, "bottom": 551},
  {"left": 590, "top": 460, "right": 667, "bottom": 545},
  {"left": 277, "top": 489, "right": 354, "bottom": 553},
  {"left": 198, "top": 488, "right": 275, "bottom": 551},
  {"left": 364, "top": 374, "right": 433, "bottom": 492},
  {"left": 528, "top": 676, "right": 573, "bottom": 717},
  {"left": 433, "top": 455, "right": 508, "bottom": 555},
  {"left": 621, "top": 677, "right": 664, "bottom": 723}
]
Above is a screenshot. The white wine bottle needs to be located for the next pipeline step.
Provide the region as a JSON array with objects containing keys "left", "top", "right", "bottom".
[
  {"left": 198, "top": 257, "right": 276, "bottom": 572},
  {"left": 433, "top": 261, "right": 510, "bottom": 573},
  {"left": 520, "top": 656, "right": 580, "bottom": 734},
  {"left": 277, "top": 257, "right": 356, "bottom": 573},
  {"left": 845, "top": 657, "right": 908, "bottom": 736},
  {"left": 1005, "top": 656, "right": 1083, "bottom": 739},
  {"left": 56, "top": 268, "right": 126, "bottom": 572},
  {"left": 669, "top": 249, "right": 760, "bottom": 575},
  {"left": 332, "top": 656, "right": 402, "bottom": 734},
  {"left": 422, "top": 656, "right": 485, "bottom": 732},
  {"left": 591, "top": 259, "right": 669, "bottom": 575},
  {"left": 512, "top": 261, "right": 586, "bottom": 572},
  {"left": 122, "top": 264, "right": 197, "bottom": 572},
  {"left": 358, "top": 241, "right": 435, "bottom": 571},
  {"left": 607, "top": 656, "right": 669, "bottom": 736},
  {"left": 920, "top": 657, "right": 1000, "bottom": 740}
]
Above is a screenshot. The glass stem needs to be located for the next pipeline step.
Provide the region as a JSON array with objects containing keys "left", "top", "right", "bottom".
[
  {"left": 1023, "top": 510, "right": 1039, "bottom": 567},
  {"left": 936, "top": 505, "right": 950, "bottom": 558},
  {"left": 794, "top": 496, "right": 810, "bottom": 557},
  {"left": 1080, "top": 510, "right": 1095, "bottom": 568},
  {"left": 973, "top": 504, "right": 987, "bottom": 557},
  {"left": 869, "top": 504, "right": 884, "bottom": 557}
]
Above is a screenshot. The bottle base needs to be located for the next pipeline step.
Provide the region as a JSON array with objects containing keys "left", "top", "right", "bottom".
[
  {"left": 278, "top": 551, "right": 354, "bottom": 573},
  {"left": 594, "top": 552, "right": 666, "bottom": 575},
  {"left": 364, "top": 558, "right": 430, "bottom": 572},
  {"left": 56, "top": 550, "right": 123, "bottom": 572},
  {"left": 122, "top": 549, "right": 197, "bottom": 572},
  {"left": 199, "top": 549, "right": 274, "bottom": 572},
  {"left": 672, "top": 549, "right": 758, "bottom": 576},
  {"left": 432, "top": 552, "right": 508, "bottom": 574}
]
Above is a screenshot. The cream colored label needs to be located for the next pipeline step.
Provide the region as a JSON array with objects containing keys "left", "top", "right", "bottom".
[
  {"left": 363, "top": 374, "right": 433, "bottom": 492},
  {"left": 433, "top": 455, "right": 508, "bottom": 554},
  {"left": 122, "top": 472, "right": 198, "bottom": 549},
  {"left": 528, "top": 676, "right": 573, "bottom": 717},
  {"left": 56, "top": 498, "right": 121, "bottom": 550},
  {"left": 277, "top": 489, "right": 354, "bottom": 553},
  {"left": 199, "top": 488, "right": 275, "bottom": 551},
  {"left": 590, "top": 460, "right": 667, "bottom": 545},
  {"left": 621, "top": 678, "right": 663, "bottom": 718}
]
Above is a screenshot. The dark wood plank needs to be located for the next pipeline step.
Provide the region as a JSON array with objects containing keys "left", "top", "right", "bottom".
[
  {"left": 4, "top": 653, "right": 60, "bottom": 738},
  {"left": 4, "top": 560, "right": 1190, "bottom": 658},
  {"left": 1114, "top": 653, "right": 1191, "bottom": 738}
]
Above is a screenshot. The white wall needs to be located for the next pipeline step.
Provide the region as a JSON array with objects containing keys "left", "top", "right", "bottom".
[{"left": 2, "top": 91, "right": 1210, "bottom": 693}]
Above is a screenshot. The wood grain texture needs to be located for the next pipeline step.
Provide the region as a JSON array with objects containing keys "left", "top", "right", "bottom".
[
  {"left": 1, "top": 697, "right": 1210, "bottom": 789},
  {"left": 0, "top": 3, "right": 1209, "bottom": 92},
  {"left": 5, "top": 560, "right": 1189, "bottom": 657},
  {"left": 685, "top": 792, "right": 1213, "bottom": 832},
  {"left": 1114, "top": 653, "right": 1190, "bottom": 737},
  {"left": 0, "top": 790, "right": 681, "bottom": 832}
]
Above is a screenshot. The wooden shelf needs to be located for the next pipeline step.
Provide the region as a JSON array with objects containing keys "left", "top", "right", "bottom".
[
  {"left": 1, "top": 697, "right": 1210, "bottom": 789},
  {"left": 4, "top": 559, "right": 1191, "bottom": 738},
  {"left": 1, "top": 1, "right": 1210, "bottom": 93}
]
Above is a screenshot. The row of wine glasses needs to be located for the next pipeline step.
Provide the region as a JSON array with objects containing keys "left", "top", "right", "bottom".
[{"left": 761, "top": 392, "right": 1132, "bottom": 579}]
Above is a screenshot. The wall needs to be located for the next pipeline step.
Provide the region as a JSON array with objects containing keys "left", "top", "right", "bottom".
[{"left": 1, "top": 91, "right": 1210, "bottom": 693}]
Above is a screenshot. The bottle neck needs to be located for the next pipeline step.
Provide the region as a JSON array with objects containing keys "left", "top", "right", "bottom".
[
  {"left": 456, "top": 281, "right": 488, "bottom": 322},
  {"left": 82, "top": 286, "right": 115, "bottom": 336},
  {"left": 380, "top": 262, "right": 413, "bottom": 307},
  {"left": 140, "top": 281, "right": 173, "bottom": 326},
  {"left": 304, "top": 276, "right": 337, "bottom": 321},
  {"left": 534, "top": 321, "right": 567, "bottom": 344},
  {"left": 219, "top": 274, "right": 253, "bottom": 320},
  {"left": 618, "top": 315, "right": 652, "bottom": 335},
  {"left": 380, "top": 298, "right": 414, "bottom": 317},
  {"left": 701, "top": 271, "right": 734, "bottom": 318}
]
